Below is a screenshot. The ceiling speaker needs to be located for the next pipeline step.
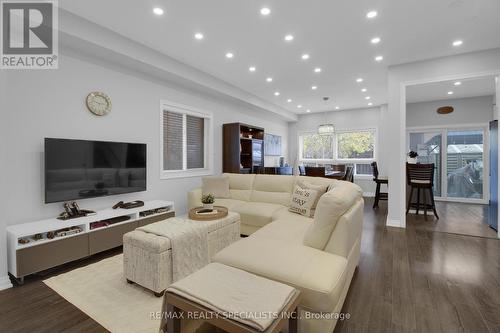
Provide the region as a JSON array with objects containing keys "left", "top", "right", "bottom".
[{"left": 437, "top": 106, "right": 454, "bottom": 114}]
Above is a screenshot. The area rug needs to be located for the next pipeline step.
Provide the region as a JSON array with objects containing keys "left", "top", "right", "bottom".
[{"left": 44, "top": 254, "right": 164, "bottom": 333}]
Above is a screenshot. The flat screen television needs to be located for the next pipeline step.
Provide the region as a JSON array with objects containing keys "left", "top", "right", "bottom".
[{"left": 45, "top": 138, "right": 147, "bottom": 203}]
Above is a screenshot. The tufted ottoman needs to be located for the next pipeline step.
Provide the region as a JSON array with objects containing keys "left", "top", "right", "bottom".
[{"left": 123, "top": 212, "right": 240, "bottom": 296}]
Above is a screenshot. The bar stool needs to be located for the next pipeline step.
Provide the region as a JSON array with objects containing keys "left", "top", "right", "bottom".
[
  {"left": 371, "top": 162, "right": 388, "bottom": 208},
  {"left": 406, "top": 163, "right": 439, "bottom": 219}
]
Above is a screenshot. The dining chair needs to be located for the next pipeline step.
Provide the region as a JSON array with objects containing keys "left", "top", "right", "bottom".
[
  {"left": 343, "top": 166, "right": 354, "bottom": 183},
  {"left": 371, "top": 162, "right": 388, "bottom": 208},
  {"left": 406, "top": 163, "right": 439, "bottom": 219},
  {"left": 298, "top": 165, "right": 306, "bottom": 176},
  {"left": 305, "top": 166, "right": 325, "bottom": 177}
]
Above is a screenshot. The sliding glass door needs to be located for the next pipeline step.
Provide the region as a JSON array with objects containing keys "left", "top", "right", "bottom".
[
  {"left": 408, "top": 127, "right": 488, "bottom": 203},
  {"left": 446, "top": 130, "right": 484, "bottom": 199},
  {"left": 408, "top": 131, "right": 442, "bottom": 196}
]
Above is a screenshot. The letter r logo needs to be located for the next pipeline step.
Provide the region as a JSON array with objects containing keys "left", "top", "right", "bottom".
[{"left": 2, "top": 2, "right": 53, "bottom": 54}]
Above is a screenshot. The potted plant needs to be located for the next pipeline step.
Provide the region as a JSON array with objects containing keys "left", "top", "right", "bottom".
[
  {"left": 407, "top": 151, "right": 418, "bottom": 164},
  {"left": 201, "top": 194, "right": 215, "bottom": 210}
]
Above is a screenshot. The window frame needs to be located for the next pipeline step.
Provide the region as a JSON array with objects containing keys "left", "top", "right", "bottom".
[
  {"left": 297, "top": 127, "right": 377, "bottom": 179},
  {"left": 160, "top": 100, "right": 213, "bottom": 179}
]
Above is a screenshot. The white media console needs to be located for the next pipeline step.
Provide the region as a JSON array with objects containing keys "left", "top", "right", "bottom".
[{"left": 6, "top": 200, "right": 175, "bottom": 282}]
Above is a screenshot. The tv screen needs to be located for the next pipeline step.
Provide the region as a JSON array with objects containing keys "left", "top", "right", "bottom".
[{"left": 45, "top": 138, "right": 147, "bottom": 203}]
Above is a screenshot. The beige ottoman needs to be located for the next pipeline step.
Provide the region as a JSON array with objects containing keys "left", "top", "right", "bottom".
[{"left": 123, "top": 212, "right": 240, "bottom": 296}]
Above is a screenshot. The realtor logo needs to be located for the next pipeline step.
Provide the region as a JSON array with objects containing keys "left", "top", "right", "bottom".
[{"left": 1, "top": 0, "right": 58, "bottom": 69}]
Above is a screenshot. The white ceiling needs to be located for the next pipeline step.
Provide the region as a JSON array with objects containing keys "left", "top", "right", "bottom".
[
  {"left": 60, "top": 0, "right": 500, "bottom": 115},
  {"left": 407, "top": 76, "right": 496, "bottom": 103}
]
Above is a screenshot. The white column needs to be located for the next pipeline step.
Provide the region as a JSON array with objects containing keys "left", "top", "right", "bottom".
[{"left": 0, "top": 71, "right": 13, "bottom": 290}]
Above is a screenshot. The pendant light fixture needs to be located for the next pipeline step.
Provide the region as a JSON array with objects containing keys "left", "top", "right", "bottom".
[{"left": 318, "top": 97, "right": 335, "bottom": 135}]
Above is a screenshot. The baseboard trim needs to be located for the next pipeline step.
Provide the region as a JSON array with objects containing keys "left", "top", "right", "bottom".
[
  {"left": 0, "top": 275, "right": 13, "bottom": 291},
  {"left": 363, "top": 192, "right": 375, "bottom": 197},
  {"left": 386, "top": 218, "right": 403, "bottom": 228}
]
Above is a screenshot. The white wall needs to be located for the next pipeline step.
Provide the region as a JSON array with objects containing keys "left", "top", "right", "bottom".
[
  {"left": 288, "top": 106, "right": 383, "bottom": 195},
  {"left": 386, "top": 48, "right": 500, "bottom": 228},
  {"left": 2, "top": 54, "right": 289, "bottom": 225},
  {"left": 0, "top": 70, "right": 13, "bottom": 290},
  {"left": 407, "top": 95, "right": 495, "bottom": 127}
]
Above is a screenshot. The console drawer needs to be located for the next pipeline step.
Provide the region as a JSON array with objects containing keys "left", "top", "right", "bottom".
[
  {"left": 89, "top": 222, "right": 137, "bottom": 255},
  {"left": 16, "top": 234, "right": 89, "bottom": 277}
]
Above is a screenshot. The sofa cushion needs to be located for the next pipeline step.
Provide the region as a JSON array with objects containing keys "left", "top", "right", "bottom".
[
  {"left": 288, "top": 184, "right": 319, "bottom": 217},
  {"left": 272, "top": 207, "right": 314, "bottom": 224},
  {"left": 250, "top": 175, "right": 295, "bottom": 205},
  {"left": 232, "top": 202, "right": 285, "bottom": 228},
  {"left": 224, "top": 173, "right": 255, "bottom": 201},
  {"left": 303, "top": 182, "right": 362, "bottom": 250},
  {"left": 213, "top": 198, "right": 246, "bottom": 210},
  {"left": 251, "top": 218, "right": 310, "bottom": 244},
  {"left": 202, "top": 175, "right": 230, "bottom": 198},
  {"left": 213, "top": 237, "right": 348, "bottom": 313}
]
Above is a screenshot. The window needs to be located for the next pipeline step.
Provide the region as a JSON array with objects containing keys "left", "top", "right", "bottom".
[
  {"left": 299, "top": 133, "right": 334, "bottom": 160},
  {"left": 336, "top": 130, "right": 375, "bottom": 160},
  {"left": 298, "top": 129, "right": 376, "bottom": 178},
  {"left": 161, "top": 101, "right": 213, "bottom": 179}
]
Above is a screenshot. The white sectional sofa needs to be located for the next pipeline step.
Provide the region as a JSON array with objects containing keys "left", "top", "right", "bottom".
[{"left": 188, "top": 173, "right": 364, "bottom": 333}]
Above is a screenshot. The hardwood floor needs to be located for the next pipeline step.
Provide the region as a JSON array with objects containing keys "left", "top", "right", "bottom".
[
  {"left": 407, "top": 201, "right": 497, "bottom": 239},
  {"left": 335, "top": 200, "right": 500, "bottom": 333},
  {"left": 1, "top": 199, "right": 499, "bottom": 333}
]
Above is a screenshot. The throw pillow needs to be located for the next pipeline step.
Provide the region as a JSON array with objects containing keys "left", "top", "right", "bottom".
[
  {"left": 288, "top": 184, "right": 319, "bottom": 217},
  {"left": 297, "top": 181, "right": 328, "bottom": 217},
  {"left": 202, "top": 175, "right": 230, "bottom": 198}
]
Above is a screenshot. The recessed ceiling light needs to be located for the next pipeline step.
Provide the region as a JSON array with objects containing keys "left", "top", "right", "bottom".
[
  {"left": 194, "top": 33, "right": 204, "bottom": 40},
  {"left": 274, "top": 92, "right": 280, "bottom": 96},
  {"left": 366, "top": 11, "right": 378, "bottom": 19},
  {"left": 365, "top": 96, "right": 371, "bottom": 100},
  {"left": 452, "top": 40, "right": 463, "bottom": 47},
  {"left": 225, "top": 52, "right": 234, "bottom": 59},
  {"left": 297, "top": 105, "right": 302, "bottom": 108},
  {"left": 284, "top": 34, "right": 294, "bottom": 42},
  {"left": 153, "top": 7, "right": 164, "bottom": 16},
  {"left": 454, "top": 81, "right": 462, "bottom": 86},
  {"left": 361, "top": 88, "right": 367, "bottom": 92},
  {"left": 375, "top": 55, "right": 384, "bottom": 62},
  {"left": 266, "top": 77, "right": 273, "bottom": 82},
  {"left": 306, "top": 109, "right": 311, "bottom": 113},
  {"left": 447, "top": 91, "right": 454, "bottom": 95},
  {"left": 311, "top": 86, "right": 318, "bottom": 90},
  {"left": 314, "top": 67, "right": 322, "bottom": 73},
  {"left": 371, "top": 37, "right": 381, "bottom": 44},
  {"left": 301, "top": 54, "right": 310, "bottom": 60},
  {"left": 287, "top": 99, "right": 292, "bottom": 103},
  {"left": 368, "top": 102, "right": 373, "bottom": 106},
  {"left": 356, "top": 78, "right": 363, "bottom": 83},
  {"left": 260, "top": 7, "right": 271, "bottom": 16},
  {"left": 249, "top": 66, "right": 256, "bottom": 72},
  {"left": 335, "top": 106, "right": 340, "bottom": 110}
]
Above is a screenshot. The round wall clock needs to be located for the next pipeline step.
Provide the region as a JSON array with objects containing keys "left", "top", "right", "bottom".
[{"left": 86, "top": 92, "right": 112, "bottom": 116}]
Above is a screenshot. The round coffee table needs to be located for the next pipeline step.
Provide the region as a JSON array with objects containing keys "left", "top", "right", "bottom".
[{"left": 188, "top": 206, "right": 228, "bottom": 221}]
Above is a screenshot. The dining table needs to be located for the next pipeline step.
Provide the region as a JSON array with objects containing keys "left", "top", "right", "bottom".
[{"left": 325, "top": 170, "right": 345, "bottom": 179}]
